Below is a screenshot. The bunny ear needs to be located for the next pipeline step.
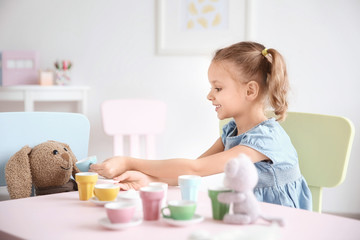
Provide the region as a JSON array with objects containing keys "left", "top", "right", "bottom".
[
  {"left": 224, "top": 157, "right": 240, "bottom": 178},
  {"left": 5, "top": 146, "right": 33, "bottom": 199}
]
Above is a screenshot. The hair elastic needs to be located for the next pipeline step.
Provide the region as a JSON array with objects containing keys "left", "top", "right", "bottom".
[{"left": 262, "top": 48, "right": 268, "bottom": 57}]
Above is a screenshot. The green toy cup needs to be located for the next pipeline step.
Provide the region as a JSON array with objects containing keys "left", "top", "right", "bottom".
[
  {"left": 161, "top": 200, "right": 196, "bottom": 220},
  {"left": 208, "top": 186, "right": 232, "bottom": 220}
]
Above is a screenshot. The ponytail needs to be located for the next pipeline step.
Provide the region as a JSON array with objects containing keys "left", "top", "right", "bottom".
[{"left": 265, "top": 48, "right": 289, "bottom": 121}]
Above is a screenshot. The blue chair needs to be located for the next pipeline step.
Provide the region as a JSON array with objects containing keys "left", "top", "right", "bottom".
[{"left": 0, "top": 112, "right": 90, "bottom": 200}]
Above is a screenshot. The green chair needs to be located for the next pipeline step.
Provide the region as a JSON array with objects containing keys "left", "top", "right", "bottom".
[{"left": 219, "top": 112, "right": 355, "bottom": 212}]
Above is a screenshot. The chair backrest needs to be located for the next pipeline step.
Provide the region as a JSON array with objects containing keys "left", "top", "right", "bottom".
[
  {"left": 0, "top": 112, "right": 90, "bottom": 187},
  {"left": 280, "top": 112, "right": 354, "bottom": 212},
  {"left": 219, "top": 112, "right": 355, "bottom": 212},
  {"left": 101, "top": 99, "right": 167, "bottom": 159}
]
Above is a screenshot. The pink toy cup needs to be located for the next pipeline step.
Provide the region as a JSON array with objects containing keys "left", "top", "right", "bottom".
[
  {"left": 105, "top": 202, "right": 136, "bottom": 224},
  {"left": 139, "top": 186, "right": 164, "bottom": 221}
]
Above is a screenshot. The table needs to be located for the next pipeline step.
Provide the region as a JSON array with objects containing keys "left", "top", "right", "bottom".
[
  {"left": 0, "top": 85, "right": 90, "bottom": 114},
  {"left": 0, "top": 187, "right": 360, "bottom": 240}
]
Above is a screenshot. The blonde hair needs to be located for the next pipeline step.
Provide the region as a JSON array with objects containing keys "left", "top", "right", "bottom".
[{"left": 212, "top": 41, "right": 289, "bottom": 121}]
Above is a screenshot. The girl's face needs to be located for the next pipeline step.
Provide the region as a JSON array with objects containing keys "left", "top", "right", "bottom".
[{"left": 207, "top": 61, "right": 248, "bottom": 120}]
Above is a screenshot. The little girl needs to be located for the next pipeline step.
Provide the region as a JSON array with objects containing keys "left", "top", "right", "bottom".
[{"left": 90, "top": 41, "right": 312, "bottom": 210}]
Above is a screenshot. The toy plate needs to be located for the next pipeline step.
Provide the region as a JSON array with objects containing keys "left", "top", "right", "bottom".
[
  {"left": 161, "top": 214, "right": 204, "bottom": 227},
  {"left": 99, "top": 217, "right": 142, "bottom": 230},
  {"left": 90, "top": 196, "right": 120, "bottom": 205}
]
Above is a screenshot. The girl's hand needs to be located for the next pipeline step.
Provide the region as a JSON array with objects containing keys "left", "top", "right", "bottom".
[
  {"left": 89, "top": 156, "right": 130, "bottom": 179},
  {"left": 114, "top": 171, "right": 155, "bottom": 190}
]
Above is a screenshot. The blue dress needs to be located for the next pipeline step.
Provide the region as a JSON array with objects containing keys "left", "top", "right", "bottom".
[{"left": 221, "top": 118, "right": 312, "bottom": 210}]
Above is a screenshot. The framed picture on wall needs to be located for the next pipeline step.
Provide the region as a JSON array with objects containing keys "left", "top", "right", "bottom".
[{"left": 156, "top": 0, "right": 249, "bottom": 55}]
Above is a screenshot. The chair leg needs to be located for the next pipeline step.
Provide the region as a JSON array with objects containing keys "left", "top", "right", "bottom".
[
  {"left": 113, "top": 136, "right": 124, "bottom": 156},
  {"left": 113, "top": 135, "right": 156, "bottom": 159},
  {"left": 130, "top": 135, "right": 141, "bottom": 158},
  {"left": 145, "top": 135, "right": 156, "bottom": 159},
  {"left": 309, "top": 186, "right": 323, "bottom": 213}
]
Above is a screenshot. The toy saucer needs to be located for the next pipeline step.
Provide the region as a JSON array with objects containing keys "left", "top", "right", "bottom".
[
  {"left": 90, "top": 196, "right": 119, "bottom": 205},
  {"left": 161, "top": 214, "right": 204, "bottom": 227},
  {"left": 99, "top": 217, "right": 142, "bottom": 230}
]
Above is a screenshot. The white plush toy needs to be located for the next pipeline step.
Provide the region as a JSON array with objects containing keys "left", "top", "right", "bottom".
[{"left": 218, "top": 154, "right": 284, "bottom": 226}]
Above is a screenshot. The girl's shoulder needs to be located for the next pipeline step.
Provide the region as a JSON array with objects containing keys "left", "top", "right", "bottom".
[
  {"left": 246, "top": 118, "right": 297, "bottom": 165},
  {"left": 245, "top": 118, "right": 290, "bottom": 144},
  {"left": 221, "top": 118, "right": 297, "bottom": 165}
]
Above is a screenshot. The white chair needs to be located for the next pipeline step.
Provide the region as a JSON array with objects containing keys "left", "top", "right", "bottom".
[
  {"left": 101, "top": 99, "right": 166, "bottom": 159},
  {"left": 0, "top": 112, "right": 90, "bottom": 200}
]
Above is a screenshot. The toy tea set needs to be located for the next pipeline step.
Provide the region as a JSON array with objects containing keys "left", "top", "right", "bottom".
[
  {"left": 75, "top": 172, "right": 204, "bottom": 229},
  {"left": 5, "top": 141, "right": 283, "bottom": 230}
]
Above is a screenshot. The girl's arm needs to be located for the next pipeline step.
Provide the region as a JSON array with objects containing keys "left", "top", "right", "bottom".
[
  {"left": 90, "top": 138, "right": 267, "bottom": 179},
  {"left": 89, "top": 137, "right": 223, "bottom": 178},
  {"left": 114, "top": 171, "right": 178, "bottom": 187},
  {"left": 129, "top": 142, "right": 266, "bottom": 178}
]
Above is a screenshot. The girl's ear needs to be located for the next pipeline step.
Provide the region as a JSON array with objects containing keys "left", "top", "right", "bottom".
[{"left": 246, "top": 81, "right": 260, "bottom": 100}]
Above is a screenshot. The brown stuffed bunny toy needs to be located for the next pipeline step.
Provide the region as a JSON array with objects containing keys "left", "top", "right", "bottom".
[{"left": 5, "top": 140, "right": 80, "bottom": 199}]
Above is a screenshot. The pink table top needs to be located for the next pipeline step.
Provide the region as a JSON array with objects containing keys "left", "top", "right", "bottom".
[{"left": 1, "top": 186, "right": 360, "bottom": 240}]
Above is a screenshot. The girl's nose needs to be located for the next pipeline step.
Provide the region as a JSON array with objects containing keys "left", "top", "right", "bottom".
[{"left": 207, "top": 91, "right": 214, "bottom": 101}]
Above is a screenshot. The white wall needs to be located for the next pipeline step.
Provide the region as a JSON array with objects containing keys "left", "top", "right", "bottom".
[{"left": 0, "top": 0, "right": 359, "bottom": 215}]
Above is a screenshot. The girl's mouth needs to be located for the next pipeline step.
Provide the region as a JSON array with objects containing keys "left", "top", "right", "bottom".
[{"left": 215, "top": 105, "right": 221, "bottom": 112}]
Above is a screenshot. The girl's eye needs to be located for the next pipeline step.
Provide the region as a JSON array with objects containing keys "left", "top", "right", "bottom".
[
  {"left": 215, "top": 88, "right": 222, "bottom": 92},
  {"left": 52, "top": 150, "right": 59, "bottom": 155}
]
